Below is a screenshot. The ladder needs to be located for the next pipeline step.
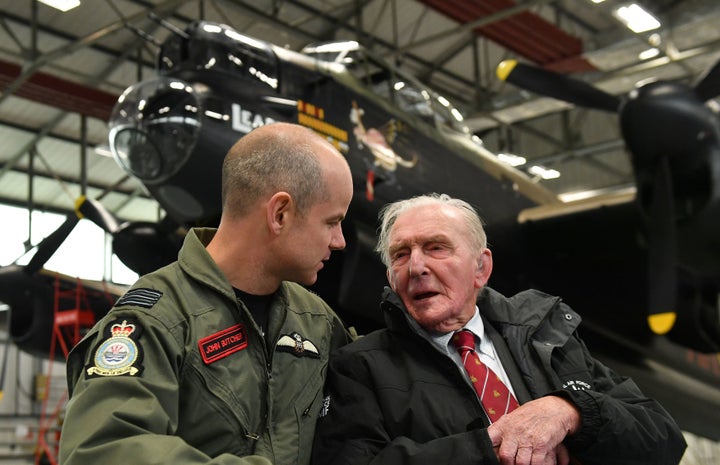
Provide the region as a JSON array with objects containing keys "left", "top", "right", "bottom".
[{"left": 34, "top": 274, "right": 97, "bottom": 465}]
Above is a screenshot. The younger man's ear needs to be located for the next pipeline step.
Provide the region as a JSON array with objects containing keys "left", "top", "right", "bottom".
[{"left": 267, "top": 192, "right": 292, "bottom": 234}]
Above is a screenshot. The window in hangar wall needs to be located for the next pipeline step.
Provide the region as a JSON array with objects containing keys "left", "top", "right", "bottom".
[{"left": 0, "top": 203, "right": 138, "bottom": 287}]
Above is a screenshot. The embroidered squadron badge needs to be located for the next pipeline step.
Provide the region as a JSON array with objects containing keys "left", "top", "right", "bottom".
[
  {"left": 86, "top": 318, "right": 144, "bottom": 378},
  {"left": 276, "top": 332, "right": 320, "bottom": 358}
]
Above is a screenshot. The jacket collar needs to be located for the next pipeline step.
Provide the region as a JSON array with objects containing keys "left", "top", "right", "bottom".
[
  {"left": 178, "top": 227, "right": 237, "bottom": 303},
  {"left": 381, "top": 287, "right": 426, "bottom": 336},
  {"left": 179, "top": 227, "right": 293, "bottom": 309},
  {"left": 478, "top": 287, "right": 561, "bottom": 326}
]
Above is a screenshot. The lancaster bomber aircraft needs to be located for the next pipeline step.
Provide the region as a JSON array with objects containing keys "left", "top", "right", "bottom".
[{"left": 1, "top": 19, "right": 719, "bottom": 439}]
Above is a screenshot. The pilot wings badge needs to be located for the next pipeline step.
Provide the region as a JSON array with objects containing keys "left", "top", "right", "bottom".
[{"left": 276, "top": 332, "right": 320, "bottom": 359}]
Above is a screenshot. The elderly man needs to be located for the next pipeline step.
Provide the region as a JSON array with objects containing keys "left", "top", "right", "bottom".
[
  {"left": 313, "top": 193, "right": 686, "bottom": 465},
  {"left": 60, "top": 123, "right": 354, "bottom": 465}
]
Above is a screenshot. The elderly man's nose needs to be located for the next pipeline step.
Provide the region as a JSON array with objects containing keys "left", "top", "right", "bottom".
[{"left": 408, "top": 251, "right": 427, "bottom": 276}]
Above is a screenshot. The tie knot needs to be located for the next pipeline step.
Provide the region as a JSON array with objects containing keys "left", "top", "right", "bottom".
[{"left": 451, "top": 329, "right": 475, "bottom": 352}]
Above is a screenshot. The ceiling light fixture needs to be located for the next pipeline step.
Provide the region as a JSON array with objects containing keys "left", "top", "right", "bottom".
[
  {"left": 528, "top": 165, "right": 561, "bottom": 180},
  {"left": 38, "top": 0, "right": 81, "bottom": 12},
  {"left": 497, "top": 153, "right": 527, "bottom": 167},
  {"left": 613, "top": 3, "right": 661, "bottom": 33},
  {"left": 638, "top": 47, "right": 660, "bottom": 60}
]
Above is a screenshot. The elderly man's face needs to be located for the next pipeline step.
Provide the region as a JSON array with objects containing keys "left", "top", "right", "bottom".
[{"left": 386, "top": 204, "right": 492, "bottom": 334}]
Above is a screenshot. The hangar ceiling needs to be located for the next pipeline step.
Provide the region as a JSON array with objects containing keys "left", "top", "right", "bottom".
[{"left": 1, "top": 0, "right": 720, "bottom": 224}]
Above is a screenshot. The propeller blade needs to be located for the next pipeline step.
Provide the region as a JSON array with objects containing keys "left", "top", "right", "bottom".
[
  {"left": 24, "top": 215, "right": 79, "bottom": 274},
  {"left": 646, "top": 157, "right": 677, "bottom": 335},
  {"left": 75, "top": 195, "right": 182, "bottom": 275},
  {"left": 75, "top": 195, "right": 121, "bottom": 234},
  {"left": 496, "top": 59, "right": 621, "bottom": 113},
  {"left": 693, "top": 58, "right": 720, "bottom": 101},
  {"left": 24, "top": 196, "right": 122, "bottom": 274}
]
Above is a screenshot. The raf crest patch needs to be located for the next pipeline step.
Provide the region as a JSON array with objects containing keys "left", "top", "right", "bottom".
[
  {"left": 116, "top": 288, "right": 162, "bottom": 309},
  {"left": 198, "top": 324, "right": 248, "bottom": 365},
  {"left": 276, "top": 332, "right": 320, "bottom": 359},
  {"left": 86, "top": 318, "right": 144, "bottom": 378}
]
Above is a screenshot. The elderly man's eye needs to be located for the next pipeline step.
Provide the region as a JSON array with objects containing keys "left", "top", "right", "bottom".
[{"left": 391, "top": 251, "right": 408, "bottom": 263}]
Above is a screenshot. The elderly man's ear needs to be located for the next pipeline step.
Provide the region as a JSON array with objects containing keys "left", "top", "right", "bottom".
[{"left": 475, "top": 249, "right": 493, "bottom": 288}]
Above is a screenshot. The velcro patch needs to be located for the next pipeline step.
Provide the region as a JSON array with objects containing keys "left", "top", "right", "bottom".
[
  {"left": 199, "top": 324, "right": 248, "bottom": 364},
  {"left": 116, "top": 288, "right": 162, "bottom": 309}
]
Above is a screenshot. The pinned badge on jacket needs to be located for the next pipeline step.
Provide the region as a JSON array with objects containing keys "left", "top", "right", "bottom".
[
  {"left": 276, "top": 332, "right": 320, "bottom": 358},
  {"left": 86, "top": 318, "right": 144, "bottom": 378}
]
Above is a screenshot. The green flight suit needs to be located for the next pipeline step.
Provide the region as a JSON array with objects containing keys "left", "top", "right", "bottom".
[{"left": 59, "top": 228, "right": 351, "bottom": 465}]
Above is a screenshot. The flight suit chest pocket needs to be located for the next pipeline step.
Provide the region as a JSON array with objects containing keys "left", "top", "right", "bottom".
[
  {"left": 180, "top": 345, "right": 265, "bottom": 457},
  {"left": 295, "top": 388, "right": 324, "bottom": 464},
  {"left": 292, "top": 371, "right": 325, "bottom": 465},
  {"left": 269, "top": 342, "right": 327, "bottom": 465}
]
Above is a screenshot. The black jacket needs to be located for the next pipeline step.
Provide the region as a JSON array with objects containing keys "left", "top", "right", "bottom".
[{"left": 313, "top": 287, "right": 686, "bottom": 465}]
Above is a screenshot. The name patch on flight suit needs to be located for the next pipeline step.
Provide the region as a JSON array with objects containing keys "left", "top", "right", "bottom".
[
  {"left": 199, "top": 324, "right": 248, "bottom": 364},
  {"left": 86, "top": 318, "right": 144, "bottom": 378}
]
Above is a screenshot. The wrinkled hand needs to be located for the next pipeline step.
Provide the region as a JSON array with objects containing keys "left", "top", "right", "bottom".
[{"left": 487, "top": 396, "right": 580, "bottom": 465}]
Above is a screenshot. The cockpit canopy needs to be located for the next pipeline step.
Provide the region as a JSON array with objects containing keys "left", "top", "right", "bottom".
[{"left": 302, "top": 40, "right": 469, "bottom": 134}]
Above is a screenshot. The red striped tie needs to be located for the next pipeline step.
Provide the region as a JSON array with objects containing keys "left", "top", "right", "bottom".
[{"left": 452, "top": 329, "right": 519, "bottom": 423}]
